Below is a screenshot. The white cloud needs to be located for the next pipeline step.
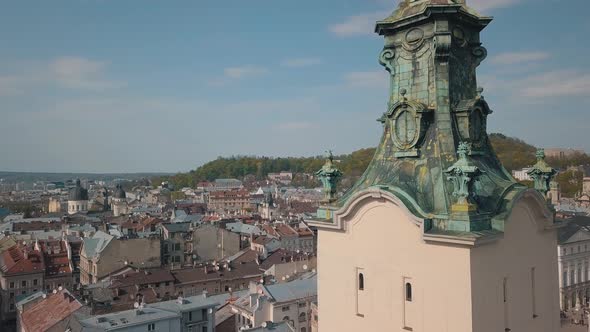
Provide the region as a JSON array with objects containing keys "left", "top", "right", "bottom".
[
  {"left": 469, "top": 0, "right": 523, "bottom": 11},
  {"left": 0, "top": 56, "right": 121, "bottom": 94},
  {"left": 481, "top": 69, "right": 590, "bottom": 99},
  {"left": 344, "top": 70, "right": 388, "bottom": 88},
  {"left": 223, "top": 65, "right": 268, "bottom": 79},
  {"left": 50, "top": 56, "right": 120, "bottom": 89},
  {"left": 329, "top": 1, "right": 525, "bottom": 38},
  {"left": 517, "top": 70, "right": 590, "bottom": 98},
  {"left": 274, "top": 121, "right": 318, "bottom": 131},
  {"left": 0, "top": 75, "right": 26, "bottom": 96},
  {"left": 490, "top": 51, "right": 550, "bottom": 66},
  {"left": 329, "top": 11, "right": 389, "bottom": 37},
  {"left": 280, "top": 57, "right": 322, "bottom": 68},
  {"left": 210, "top": 65, "right": 269, "bottom": 85}
]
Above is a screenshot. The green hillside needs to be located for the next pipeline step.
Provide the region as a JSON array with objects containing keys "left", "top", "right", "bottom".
[{"left": 157, "top": 134, "right": 588, "bottom": 197}]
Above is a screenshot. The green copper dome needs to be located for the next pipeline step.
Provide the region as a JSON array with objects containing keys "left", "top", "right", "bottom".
[{"left": 313, "top": 0, "right": 553, "bottom": 236}]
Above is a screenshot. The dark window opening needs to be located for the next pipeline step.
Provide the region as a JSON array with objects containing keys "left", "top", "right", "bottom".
[
  {"left": 358, "top": 273, "right": 364, "bottom": 291},
  {"left": 405, "top": 282, "right": 412, "bottom": 302}
]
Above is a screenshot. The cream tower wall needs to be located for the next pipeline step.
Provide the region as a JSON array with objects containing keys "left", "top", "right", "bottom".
[
  {"left": 316, "top": 191, "right": 559, "bottom": 332},
  {"left": 470, "top": 195, "right": 560, "bottom": 332},
  {"left": 317, "top": 197, "right": 474, "bottom": 332}
]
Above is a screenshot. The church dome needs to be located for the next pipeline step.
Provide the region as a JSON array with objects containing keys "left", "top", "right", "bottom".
[
  {"left": 113, "top": 184, "right": 126, "bottom": 199},
  {"left": 69, "top": 179, "right": 89, "bottom": 201}
]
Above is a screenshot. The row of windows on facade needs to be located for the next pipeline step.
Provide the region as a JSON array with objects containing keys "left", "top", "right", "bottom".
[
  {"left": 240, "top": 314, "right": 309, "bottom": 332},
  {"left": 69, "top": 204, "right": 86, "bottom": 211},
  {"left": 562, "top": 267, "right": 590, "bottom": 287},
  {"left": 358, "top": 273, "right": 412, "bottom": 300},
  {"left": 562, "top": 244, "right": 590, "bottom": 256},
  {"left": 8, "top": 279, "right": 39, "bottom": 289},
  {"left": 357, "top": 268, "right": 540, "bottom": 329}
]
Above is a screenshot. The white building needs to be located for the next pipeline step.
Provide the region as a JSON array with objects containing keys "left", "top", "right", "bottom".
[
  {"left": 112, "top": 184, "right": 128, "bottom": 217},
  {"left": 512, "top": 167, "right": 533, "bottom": 181},
  {"left": 558, "top": 216, "right": 590, "bottom": 311},
  {"left": 77, "top": 293, "right": 220, "bottom": 332},
  {"left": 68, "top": 179, "right": 89, "bottom": 215},
  {"left": 230, "top": 276, "right": 316, "bottom": 332}
]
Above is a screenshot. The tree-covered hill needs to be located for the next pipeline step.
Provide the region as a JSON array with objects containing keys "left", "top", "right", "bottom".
[{"left": 156, "top": 134, "right": 588, "bottom": 197}]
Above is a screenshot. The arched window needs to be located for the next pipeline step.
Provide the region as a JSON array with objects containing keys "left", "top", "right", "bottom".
[
  {"left": 358, "top": 273, "right": 364, "bottom": 291},
  {"left": 298, "top": 312, "right": 307, "bottom": 322},
  {"left": 405, "top": 282, "right": 412, "bottom": 302}
]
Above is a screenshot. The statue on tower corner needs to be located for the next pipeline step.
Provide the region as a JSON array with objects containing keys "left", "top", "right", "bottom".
[
  {"left": 316, "top": 151, "right": 343, "bottom": 203},
  {"left": 527, "top": 148, "right": 557, "bottom": 197}
]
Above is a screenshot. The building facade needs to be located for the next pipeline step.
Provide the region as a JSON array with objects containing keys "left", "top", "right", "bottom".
[
  {"left": 68, "top": 179, "right": 89, "bottom": 215},
  {"left": 208, "top": 189, "right": 251, "bottom": 213},
  {"left": 112, "top": 184, "right": 128, "bottom": 217},
  {"left": 231, "top": 277, "right": 316, "bottom": 332},
  {"left": 80, "top": 231, "right": 161, "bottom": 285},
  {"left": 308, "top": 1, "right": 560, "bottom": 331},
  {"left": 558, "top": 216, "right": 590, "bottom": 311},
  {"left": 0, "top": 245, "right": 45, "bottom": 324}
]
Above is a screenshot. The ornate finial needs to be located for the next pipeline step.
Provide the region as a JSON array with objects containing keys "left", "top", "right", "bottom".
[
  {"left": 400, "top": 88, "right": 407, "bottom": 100},
  {"left": 476, "top": 87, "right": 484, "bottom": 99},
  {"left": 527, "top": 148, "right": 556, "bottom": 196},
  {"left": 457, "top": 142, "right": 472, "bottom": 159},
  {"left": 316, "top": 151, "right": 343, "bottom": 203},
  {"left": 536, "top": 148, "right": 546, "bottom": 161},
  {"left": 445, "top": 142, "right": 482, "bottom": 207},
  {"left": 326, "top": 150, "right": 334, "bottom": 163}
]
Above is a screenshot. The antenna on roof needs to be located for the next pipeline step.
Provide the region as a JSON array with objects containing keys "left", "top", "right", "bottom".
[{"left": 133, "top": 302, "right": 139, "bottom": 309}]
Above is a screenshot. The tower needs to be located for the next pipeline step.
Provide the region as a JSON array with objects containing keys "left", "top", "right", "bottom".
[
  {"left": 68, "top": 179, "right": 89, "bottom": 214},
  {"left": 308, "top": 1, "right": 560, "bottom": 331},
  {"left": 112, "top": 184, "right": 128, "bottom": 217},
  {"left": 549, "top": 181, "right": 561, "bottom": 206}
]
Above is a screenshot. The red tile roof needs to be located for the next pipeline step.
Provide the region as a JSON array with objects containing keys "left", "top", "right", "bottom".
[
  {"left": 259, "top": 249, "right": 314, "bottom": 270},
  {"left": 38, "top": 240, "right": 72, "bottom": 277},
  {"left": 0, "top": 246, "right": 44, "bottom": 275},
  {"left": 173, "top": 262, "right": 262, "bottom": 285},
  {"left": 111, "top": 269, "right": 175, "bottom": 288},
  {"left": 275, "top": 224, "right": 298, "bottom": 238},
  {"left": 261, "top": 225, "right": 278, "bottom": 237},
  {"left": 21, "top": 289, "right": 82, "bottom": 332}
]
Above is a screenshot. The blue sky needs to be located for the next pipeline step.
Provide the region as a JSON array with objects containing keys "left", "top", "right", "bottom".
[{"left": 1, "top": 0, "right": 589, "bottom": 173}]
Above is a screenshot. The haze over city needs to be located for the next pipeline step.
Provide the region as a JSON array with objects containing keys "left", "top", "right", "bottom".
[
  {"left": 1, "top": 0, "right": 589, "bottom": 173},
  {"left": 3, "top": 1, "right": 590, "bottom": 332}
]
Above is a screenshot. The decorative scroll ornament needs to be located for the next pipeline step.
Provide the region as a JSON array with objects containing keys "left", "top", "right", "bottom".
[
  {"left": 379, "top": 89, "right": 432, "bottom": 157},
  {"left": 316, "top": 151, "right": 343, "bottom": 203},
  {"left": 526, "top": 149, "right": 556, "bottom": 195},
  {"left": 379, "top": 48, "right": 396, "bottom": 74},
  {"left": 472, "top": 46, "right": 488, "bottom": 67},
  {"left": 445, "top": 142, "right": 484, "bottom": 207}
]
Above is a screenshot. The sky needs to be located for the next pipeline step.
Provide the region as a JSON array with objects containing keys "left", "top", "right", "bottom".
[{"left": 1, "top": 0, "right": 589, "bottom": 173}]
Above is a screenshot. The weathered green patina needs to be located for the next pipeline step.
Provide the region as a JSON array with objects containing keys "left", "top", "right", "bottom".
[
  {"left": 316, "top": 151, "right": 343, "bottom": 203},
  {"left": 313, "top": 0, "right": 553, "bottom": 237},
  {"left": 527, "top": 149, "right": 557, "bottom": 196}
]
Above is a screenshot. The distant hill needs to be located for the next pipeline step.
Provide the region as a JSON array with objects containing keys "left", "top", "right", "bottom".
[
  {"left": 156, "top": 133, "right": 589, "bottom": 197},
  {"left": 0, "top": 172, "right": 172, "bottom": 184}
]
